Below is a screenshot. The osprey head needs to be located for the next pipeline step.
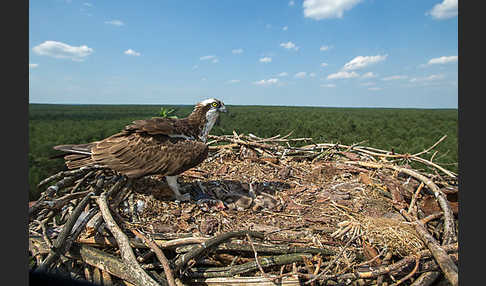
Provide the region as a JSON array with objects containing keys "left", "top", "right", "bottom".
[
  {"left": 195, "top": 98, "right": 227, "bottom": 142},
  {"left": 199, "top": 98, "right": 227, "bottom": 113}
]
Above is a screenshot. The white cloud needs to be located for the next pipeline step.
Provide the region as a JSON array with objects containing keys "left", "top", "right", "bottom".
[
  {"left": 303, "top": 0, "right": 363, "bottom": 20},
  {"left": 83, "top": 2, "right": 93, "bottom": 7},
  {"left": 382, "top": 75, "right": 408, "bottom": 81},
  {"left": 212, "top": 58, "right": 219, "bottom": 63},
  {"left": 259, "top": 57, "right": 272, "bottom": 63},
  {"left": 267, "top": 78, "right": 279, "bottom": 84},
  {"left": 360, "top": 82, "right": 375, "bottom": 86},
  {"left": 320, "top": 45, "right": 331, "bottom": 51},
  {"left": 124, "top": 49, "right": 141, "bottom": 56},
  {"left": 280, "top": 41, "right": 299, "bottom": 51},
  {"left": 278, "top": 72, "right": 289, "bottom": 77},
  {"left": 428, "top": 0, "right": 458, "bottom": 19},
  {"left": 368, "top": 87, "right": 382, "bottom": 91},
  {"left": 32, "top": 41, "right": 93, "bottom": 61},
  {"left": 309, "top": 72, "right": 317, "bottom": 78},
  {"left": 282, "top": 26, "right": 288, "bottom": 31},
  {"left": 253, "top": 78, "right": 279, "bottom": 86},
  {"left": 327, "top": 70, "right": 359, "bottom": 80},
  {"left": 200, "top": 55, "right": 216, "bottom": 61},
  {"left": 29, "top": 63, "right": 39, "bottom": 69},
  {"left": 410, "top": 74, "right": 445, "bottom": 82},
  {"left": 227, "top": 79, "right": 241, "bottom": 84},
  {"left": 320, "top": 62, "right": 329, "bottom": 68},
  {"left": 105, "top": 19, "right": 124, "bottom": 26},
  {"left": 426, "top": 74, "right": 446, "bottom": 80},
  {"left": 321, "top": 83, "right": 336, "bottom": 88},
  {"left": 232, "top": 48, "right": 244, "bottom": 54},
  {"left": 427, "top": 55, "right": 458, "bottom": 65},
  {"left": 288, "top": 1, "right": 295, "bottom": 6},
  {"left": 361, "top": 72, "right": 377, "bottom": 78},
  {"left": 343, "top": 55, "right": 387, "bottom": 71},
  {"left": 295, "top": 72, "right": 307, "bottom": 79}
]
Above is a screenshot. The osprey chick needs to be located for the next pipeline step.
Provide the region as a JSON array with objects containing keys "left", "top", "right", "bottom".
[{"left": 53, "top": 98, "right": 227, "bottom": 201}]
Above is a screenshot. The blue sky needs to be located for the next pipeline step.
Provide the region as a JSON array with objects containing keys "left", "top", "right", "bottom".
[{"left": 29, "top": 0, "right": 458, "bottom": 108}]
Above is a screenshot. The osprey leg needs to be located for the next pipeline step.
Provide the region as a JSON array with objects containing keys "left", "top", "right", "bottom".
[{"left": 166, "top": 175, "right": 191, "bottom": 201}]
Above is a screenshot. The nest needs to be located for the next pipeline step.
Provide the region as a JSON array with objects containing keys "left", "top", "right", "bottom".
[
  {"left": 29, "top": 133, "right": 459, "bottom": 286},
  {"left": 353, "top": 216, "right": 424, "bottom": 257}
]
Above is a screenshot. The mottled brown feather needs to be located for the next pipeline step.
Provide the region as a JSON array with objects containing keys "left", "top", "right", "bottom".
[{"left": 53, "top": 99, "right": 222, "bottom": 179}]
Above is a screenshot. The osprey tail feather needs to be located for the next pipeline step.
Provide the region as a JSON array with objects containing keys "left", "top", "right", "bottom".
[
  {"left": 52, "top": 143, "right": 96, "bottom": 169},
  {"left": 53, "top": 143, "right": 95, "bottom": 155}
]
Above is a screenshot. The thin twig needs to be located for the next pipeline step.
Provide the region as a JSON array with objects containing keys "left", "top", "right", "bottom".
[
  {"left": 413, "top": 135, "right": 448, "bottom": 157},
  {"left": 131, "top": 229, "right": 176, "bottom": 286},
  {"left": 246, "top": 233, "right": 272, "bottom": 281},
  {"left": 400, "top": 210, "right": 458, "bottom": 286},
  {"left": 96, "top": 191, "right": 161, "bottom": 286},
  {"left": 305, "top": 237, "right": 356, "bottom": 285},
  {"left": 408, "top": 182, "right": 424, "bottom": 214},
  {"left": 174, "top": 231, "right": 264, "bottom": 272},
  {"left": 38, "top": 177, "right": 104, "bottom": 271},
  {"left": 391, "top": 254, "right": 420, "bottom": 286},
  {"left": 347, "top": 161, "right": 457, "bottom": 245}
]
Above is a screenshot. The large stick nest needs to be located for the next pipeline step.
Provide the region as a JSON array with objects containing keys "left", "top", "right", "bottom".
[{"left": 29, "top": 132, "right": 458, "bottom": 286}]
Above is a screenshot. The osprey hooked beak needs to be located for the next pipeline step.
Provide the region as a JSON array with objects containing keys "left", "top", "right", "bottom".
[{"left": 219, "top": 104, "right": 227, "bottom": 113}]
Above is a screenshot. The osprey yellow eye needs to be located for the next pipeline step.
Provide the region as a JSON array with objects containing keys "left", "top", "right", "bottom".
[{"left": 212, "top": 102, "right": 219, "bottom": 107}]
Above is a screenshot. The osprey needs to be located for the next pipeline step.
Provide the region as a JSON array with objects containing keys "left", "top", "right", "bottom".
[{"left": 53, "top": 98, "right": 227, "bottom": 201}]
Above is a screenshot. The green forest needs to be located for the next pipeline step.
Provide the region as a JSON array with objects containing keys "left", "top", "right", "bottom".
[{"left": 29, "top": 104, "right": 458, "bottom": 200}]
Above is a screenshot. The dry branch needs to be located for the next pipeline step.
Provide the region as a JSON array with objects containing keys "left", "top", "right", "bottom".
[
  {"left": 188, "top": 275, "right": 302, "bottom": 286},
  {"left": 302, "top": 243, "right": 457, "bottom": 283},
  {"left": 131, "top": 229, "right": 176, "bottom": 286},
  {"left": 29, "top": 133, "right": 458, "bottom": 285},
  {"left": 409, "top": 271, "right": 440, "bottom": 286},
  {"left": 174, "top": 231, "right": 264, "bottom": 272},
  {"left": 346, "top": 161, "right": 457, "bottom": 245},
  {"left": 37, "top": 177, "right": 104, "bottom": 271},
  {"left": 96, "top": 190, "right": 161, "bottom": 286},
  {"left": 400, "top": 210, "right": 458, "bottom": 286},
  {"left": 187, "top": 253, "right": 313, "bottom": 278}
]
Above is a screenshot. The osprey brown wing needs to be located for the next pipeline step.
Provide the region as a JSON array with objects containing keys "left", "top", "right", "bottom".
[
  {"left": 125, "top": 117, "right": 201, "bottom": 139},
  {"left": 90, "top": 132, "right": 208, "bottom": 178}
]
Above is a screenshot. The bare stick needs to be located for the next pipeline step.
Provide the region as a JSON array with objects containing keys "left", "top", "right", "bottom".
[
  {"left": 37, "top": 165, "right": 101, "bottom": 189},
  {"left": 408, "top": 182, "right": 424, "bottom": 214},
  {"left": 174, "top": 231, "right": 264, "bottom": 272},
  {"left": 409, "top": 271, "right": 440, "bottom": 286},
  {"left": 131, "top": 229, "right": 177, "bottom": 286},
  {"left": 246, "top": 233, "right": 271, "bottom": 280},
  {"left": 69, "top": 170, "right": 95, "bottom": 193},
  {"left": 400, "top": 210, "right": 458, "bottom": 286},
  {"left": 64, "top": 207, "right": 99, "bottom": 250},
  {"left": 38, "top": 177, "right": 104, "bottom": 271},
  {"left": 391, "top": 254, "right": 420, "bottom": 286},
  {"left": 347, "top": 161, "right": 456, "bottom": 245},
  {"left": 187, "top": 253, "right": 312, "bottom": 278},
  {"left": 208, "top": 135, "right": 285, "bottom": 151},
  {"left": 30, "top": 170, "right": 95, "bottom": 218},
  {"left": 96, "top": 191, "right": 161, "bottom": 286},
  {"left": 420, "top": 212, "right": 444, "bottom": 224},
  {"left": 305, "top": 237, "right": 355, "bottom": 285},
  {"left": 413, "top": 135, "right": 448, "bottom": 157},
  {"left": 302, "top": 243, "right": 457, "bottom": 283},
  {"left": 77, "top": 236, "right": 208, "bottom": 251},
  {"left": 70, "top": 242, "right": 164, "bottom": 286}
]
